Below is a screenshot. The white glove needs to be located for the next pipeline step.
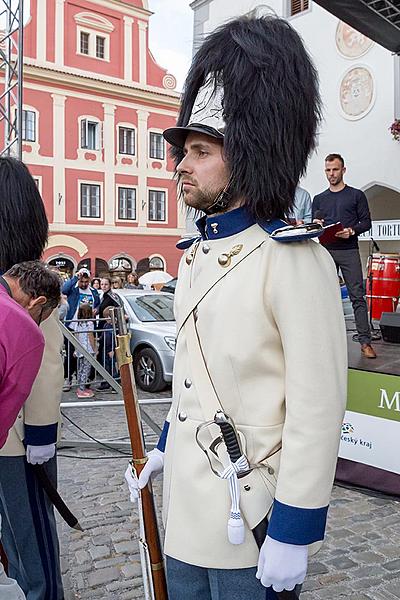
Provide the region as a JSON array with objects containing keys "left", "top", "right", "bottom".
[
  {"left": 256, "top": 535, "right": 308, "bottom": 592},
  {"left": 26, "top": 443, "right": 56, "bottom": 465},
  {"left": 125, "top": 448, "right": 164, "bottom": 502}
]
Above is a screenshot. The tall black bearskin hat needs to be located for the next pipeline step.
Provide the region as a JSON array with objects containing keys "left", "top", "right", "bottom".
[{"left": 163, "top": 15, "right": 321, "bottom": 220}]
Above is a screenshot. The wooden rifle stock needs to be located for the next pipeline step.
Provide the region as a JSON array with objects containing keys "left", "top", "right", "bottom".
[{"left": 112, "top": 308, "right": 168, "bottom": 600}]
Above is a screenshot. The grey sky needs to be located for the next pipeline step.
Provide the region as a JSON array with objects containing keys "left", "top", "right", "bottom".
[{"left": 148, "top": 0, "right": 193, "bottom": 91}]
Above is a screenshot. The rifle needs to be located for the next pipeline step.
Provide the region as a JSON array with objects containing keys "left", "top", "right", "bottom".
[{"left": 111, "top": 307, "right": 168, "bottom": 600}]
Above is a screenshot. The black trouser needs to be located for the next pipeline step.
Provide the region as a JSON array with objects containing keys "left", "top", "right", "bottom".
[
  {"left": 63, "top": 335, "right": 77, "bottom": 381},
  {"left": 328, "top": 248, "right": 371, "bottom": 345}
]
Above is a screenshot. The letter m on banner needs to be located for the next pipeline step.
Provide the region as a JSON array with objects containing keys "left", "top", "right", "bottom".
[{"left": 379, "top": 389, "right": 400, "bottom": 412}]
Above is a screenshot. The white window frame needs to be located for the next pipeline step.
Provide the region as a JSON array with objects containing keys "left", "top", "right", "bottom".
[
  {"left": 22, "top": 108, "right": 37, "bottom": 142},
  {"left": 149, "top": 254, "right": 166, "bottom": 271},
  {"left": 118, "top": 124, "right": 136, "bottom": 156},
  {"left": 149, "top": 131, "right": 165, "bottom": 161},
  {"left": 79, "top": 30, "right": 90, "bottom": 55},
  {"left": 148, "top": 188, "right": 168, "bottom": 223},
  {"left": 33, "top": 175, "right": 42, "bottom": 195},
  {"left": 116, "top": 185, "right": 137, "bottom": 222},
  {"left": 286, "top": 0, "right": 311, "bottom": 19},
  {"left": 78, "top": 180, "right": 103, "bottom": 221},
  {"left": 79, "top": 116, "right": 102, "bottom": 151},
  {"left": 76, "top": 26, "right": 110, "bottom": 62}
]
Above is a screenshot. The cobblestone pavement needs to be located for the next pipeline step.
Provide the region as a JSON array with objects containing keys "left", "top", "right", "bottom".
[{"left": 58, "top": 387, "right": 400, "bottom": 600}]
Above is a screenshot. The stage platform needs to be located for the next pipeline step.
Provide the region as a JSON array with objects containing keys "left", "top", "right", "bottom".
[
  {"left": 347, "top": 326, "right": 400, "bottom": 376},
  {"left": 337, "top": 320, "right": 400, "bottom": 496}
]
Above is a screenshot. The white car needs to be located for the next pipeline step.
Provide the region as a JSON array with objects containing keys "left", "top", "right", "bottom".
[{"left": 114, "top": 289, "right": 176, "bottom": 392}]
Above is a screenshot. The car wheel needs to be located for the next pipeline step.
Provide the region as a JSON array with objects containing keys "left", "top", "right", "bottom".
[{"left": 134, "top": 347, "right": 166, "bottom": 392}]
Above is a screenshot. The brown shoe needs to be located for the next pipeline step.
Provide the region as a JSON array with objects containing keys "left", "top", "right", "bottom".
[{"left": 361, "top": 343, "right": 377, "bottom": 359}]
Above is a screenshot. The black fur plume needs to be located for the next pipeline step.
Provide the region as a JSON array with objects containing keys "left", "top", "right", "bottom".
[{"left": 171, "top": 15, "right": 321, "bottom": 220}]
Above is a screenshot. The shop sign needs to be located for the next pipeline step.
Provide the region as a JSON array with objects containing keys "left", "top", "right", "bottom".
[{"left": 359, "top": 220, "right": 400, "bottom": 241}]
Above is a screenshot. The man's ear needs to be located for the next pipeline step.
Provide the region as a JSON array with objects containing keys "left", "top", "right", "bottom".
[
  {"left": 27, "top": 295, "right": 47, "bottom": 311},
  {"left": 342, "top": 166, "right": 347, "bottom": 175}
]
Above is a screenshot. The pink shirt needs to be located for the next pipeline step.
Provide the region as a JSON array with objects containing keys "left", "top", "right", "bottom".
[{"left": 0, "top": 285, "right": 45, "bottom": 448}]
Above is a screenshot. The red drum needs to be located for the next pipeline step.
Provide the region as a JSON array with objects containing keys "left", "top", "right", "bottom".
[{"left": 366, "top": 254, "right": 400, "bottom": 320}]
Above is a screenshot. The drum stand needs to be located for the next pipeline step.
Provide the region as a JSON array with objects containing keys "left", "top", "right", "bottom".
[{"left": 367, "top": 242, "right": 382, "bottom": 341}]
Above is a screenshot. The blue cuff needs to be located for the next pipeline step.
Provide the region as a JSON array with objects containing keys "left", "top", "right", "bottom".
[
  {"left": 156, "top": 421, "right": 170, "bottom": 452},
  {"left": 267, "top": 499, "right": 328, "bottom": 545},
  {"left": 24, "top": 423, "right": 58, "bottom": 446}
]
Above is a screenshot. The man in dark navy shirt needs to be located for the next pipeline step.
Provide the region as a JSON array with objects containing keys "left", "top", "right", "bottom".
[{"left": 313, "top": 153, "right": 376, "bottom": 358}]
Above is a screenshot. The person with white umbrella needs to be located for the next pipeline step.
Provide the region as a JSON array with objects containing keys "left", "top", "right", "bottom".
[{"left": 139, "top": 270, "right": 173, "bottom": 290}]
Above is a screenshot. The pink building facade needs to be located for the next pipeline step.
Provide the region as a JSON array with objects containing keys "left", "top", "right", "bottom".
[{"left": 16, "top": 0, "right": 183, "bottom": 278}]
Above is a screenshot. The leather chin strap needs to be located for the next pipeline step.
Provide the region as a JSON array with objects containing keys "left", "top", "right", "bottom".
[{"left": 203, "top": 177, "right": 233, "bottom": 215}]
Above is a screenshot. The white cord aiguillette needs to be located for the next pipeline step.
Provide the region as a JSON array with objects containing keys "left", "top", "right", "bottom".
[{"left": 221, "top": 455, "right": 249, "bottom": 545}]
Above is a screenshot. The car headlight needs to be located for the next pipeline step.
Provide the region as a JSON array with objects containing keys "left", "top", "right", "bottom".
[{"left": 164, "top": 336, "right": 176, "bottom": 352}]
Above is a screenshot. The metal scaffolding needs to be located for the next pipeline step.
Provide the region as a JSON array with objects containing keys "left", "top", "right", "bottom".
[{"left": 0, "top": 0, "right": 23, "bottom": 158}]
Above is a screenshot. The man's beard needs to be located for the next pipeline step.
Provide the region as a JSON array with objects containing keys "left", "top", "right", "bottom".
[{"left": 182, "top": 185, "right": 223, "bottom": 212}]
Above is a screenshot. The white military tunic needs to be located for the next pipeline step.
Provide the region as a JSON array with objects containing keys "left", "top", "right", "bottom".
[{"left": 162, "top": 208, "right": 347, "bottom": 569}]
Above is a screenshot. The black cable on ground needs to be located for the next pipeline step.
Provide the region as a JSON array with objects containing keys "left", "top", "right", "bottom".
[{"left": 60, "top": 410, "right": 131, "bottom": 456}]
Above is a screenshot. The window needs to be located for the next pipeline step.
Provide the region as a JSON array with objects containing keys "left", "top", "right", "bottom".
[
  {"left": 81, "top": 119, "right": 100, "bottom": 150},
  {"left": 148, "top": 190, "right": 166, "bottom": 222},
  {"left": 96, "top": 36, "right": 105, "bottom": 59},
  {"left": 80, "top": 31, "right": 89, "bottom": 55},
  {"left": 149, "top": 132, "right": 165, "bottom": 160},
  {"left": 119, "top": 127, "right": 135, "bottom": 155},
  {"left": 80, "top": 184, "right": 100, "bottom": 218},
  {"left": 22, "top": 110, "right": 36, "bottom": 142},
  {"left": 290, "top": 0, "right": 309, "bottom": 16},
  {"left": 118, "top": 187, "right": 136, "bottom": 220},
  {"left": 33, "top": 178, "right": 39, "bottom": 187}
]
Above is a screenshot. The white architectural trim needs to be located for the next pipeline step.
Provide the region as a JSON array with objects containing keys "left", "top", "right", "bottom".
[
  {"left": 33, "top": 174, "right": 42, "bottom": 195},
  {"left": 36, "top": 0, "right": 47, "bottom": 64},
  {"left": 20, "top": 104, "right": 40, "bottom": 154},
  {"left": 24, "top": 80, "right": 177, "bottom": 116},
  {"left": 77, "top": 115, "right": 103, "bottom": 163},
  {"left": 115, "top": 184, "right": 138, "bottom": 223},
  {"left": 148, "top": 128, "right": 166, "bottom": 168},
  {"left": 123, "top": 16, "right": 134, "bottom": 82},
  {"left": 102, "top": 103, "right": 116, "bottom": 226},
  {"left": 149, "top": 253, "right": 167, "bottom": 271},
  {"left": 116, "top": 121, "right": 137, "bottom": 167},
  {"left": 147, "top": 185, "right": 169, "bottom": 224},
  {"left": 77, "top": 179, "right": 104, "bottom": 221},
  {"left": 47, "top": 234, "right": 88, "bottom": 257},
  {"left": 50, "top": 224, "right": 185, "bottom": 236},
  {"left": 55, "top": 0, "right": 64, "bottom": 67},
  {"left": 74, "top": 12, "right": 114, "bottom": 33},
  {"left": 52, "top": 93, "right": 66, "bottom": 224},
  {"left": 138, "top": 20, "right": 148, "bottom": 86},
  {"left": 395, "top": 56, "right": 400, "bottom": 120},
  {"left": 137, "top": 109, "right": 150, "bottom": 227},
  {"left": 46, "top": 252, "right": 78, "bottom": 268},
  {"left": 337, "top": 64, "right": 376, "bottom": 122},
  {"left": 76, "top": 26, "right": 110, "bottom": 62},
  {"left": 361, "top": 180, "right": 400, "bottom": 195}
]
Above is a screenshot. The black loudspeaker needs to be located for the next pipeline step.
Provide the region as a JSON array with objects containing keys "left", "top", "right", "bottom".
[{"left": 380, "top": 312, "right": 400, "bottom": 343}]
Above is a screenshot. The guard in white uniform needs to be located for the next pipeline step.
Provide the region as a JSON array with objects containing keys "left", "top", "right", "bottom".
[{"left": 126, "top": 14, "right": 347, "bottom": 600}]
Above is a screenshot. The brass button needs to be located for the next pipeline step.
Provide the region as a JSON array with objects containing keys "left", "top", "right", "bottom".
[
  {"left": 184, "top": 378, "right": 192, "bottom": 388},
  {"left": 202, "top": 244, "right": 210, "bottom": 254},
  {"left": 178, "top": 412, "right": 187, "bottom": 422}
]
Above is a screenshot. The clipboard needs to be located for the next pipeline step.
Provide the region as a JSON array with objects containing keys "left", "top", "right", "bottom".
[{"left": 318, "top": 222, "right": 343, "bottom": 245}]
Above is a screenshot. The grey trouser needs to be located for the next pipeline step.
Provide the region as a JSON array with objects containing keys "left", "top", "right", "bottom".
[
  {"left": 328, "top": 248, "right": 371, "bottom": 345},
  {"left": 0, "top": 456, "right": 64, "bottom": 600},
  {"left": 0, "top": 516, "right": 25, "bottom": 599},
  {"left": 166, "top": 556, "right": 301, "bottom": 600}
]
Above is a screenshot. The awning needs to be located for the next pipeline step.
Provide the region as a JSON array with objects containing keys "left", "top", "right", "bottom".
[{"left": 313, "top": 0, "right": 400, "bottom": 54}]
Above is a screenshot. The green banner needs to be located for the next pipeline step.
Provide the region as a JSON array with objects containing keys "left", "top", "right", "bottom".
[{"left": 348, "top": 369, "right": 400, "bottom": 422}]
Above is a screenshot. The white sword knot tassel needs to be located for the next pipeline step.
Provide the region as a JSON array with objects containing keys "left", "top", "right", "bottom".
[{"left": 221, "top": 455, "right": 249, "bottom": 545}]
